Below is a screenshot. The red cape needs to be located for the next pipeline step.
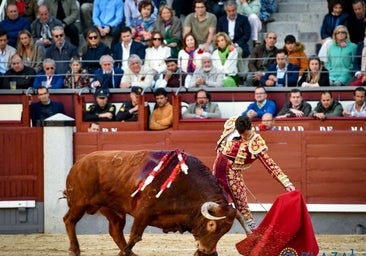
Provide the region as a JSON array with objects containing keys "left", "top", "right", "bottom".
[{"left": 236, "top": 190, "right": 319, "bottom": 256}]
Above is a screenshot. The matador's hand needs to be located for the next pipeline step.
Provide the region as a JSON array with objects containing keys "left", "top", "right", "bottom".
[{"left": 286, "top": 185, "right": 296, "bottom": 192}]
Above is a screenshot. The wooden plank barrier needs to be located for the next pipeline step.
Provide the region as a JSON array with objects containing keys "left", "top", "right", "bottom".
[{"left": 73, "top": 130, "right": 366, "bottom": 204}]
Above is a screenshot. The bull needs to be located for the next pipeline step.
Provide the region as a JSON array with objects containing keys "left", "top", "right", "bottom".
[{"left": 63, "top": 150, "right": 249, "bottom": 256}]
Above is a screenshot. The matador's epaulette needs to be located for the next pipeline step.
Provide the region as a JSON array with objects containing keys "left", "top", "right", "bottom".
[
  {"left": 248, "top": 133, "right": 268, "bottom": 156},
  {"left": 216, "top": 116, "right": 238, "bottom": 151}
]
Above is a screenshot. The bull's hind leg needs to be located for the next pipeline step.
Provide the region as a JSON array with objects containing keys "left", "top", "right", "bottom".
[
  {"left": 63, "top": 206, "right": 87, "bottom": 256},
  {"left": 99, "top": 207, "right": 131, "bottom": 255}
]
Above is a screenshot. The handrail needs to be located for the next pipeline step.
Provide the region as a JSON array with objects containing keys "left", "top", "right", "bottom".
[{"left": 0, "top": 0, "right": 6, "bottom": 21}]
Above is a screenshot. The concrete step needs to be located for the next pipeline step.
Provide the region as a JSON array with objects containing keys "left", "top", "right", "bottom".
[
  {"left": 278, "top": 2, "right": 326, "bottom": 13},
  {"left": 266, "top": 21, "right": 298, "bottom": 34}
]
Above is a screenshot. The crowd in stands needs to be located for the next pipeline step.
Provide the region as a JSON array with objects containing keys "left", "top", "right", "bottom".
[
  {"left": 1, "top": 0, "right": 366, "bottom": 127},
  {"left": 1, "top": 0, "right": 366, "bottom": 90}
]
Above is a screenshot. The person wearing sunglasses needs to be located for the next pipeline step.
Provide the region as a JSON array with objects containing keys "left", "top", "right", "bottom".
[
  {"left": 326, "top": 25, "right": 356, "bottom": 86},
  {"left": 45, "top": 26, "right": 79, "bottom": 75},
  {"left": 81, "top": 27, "right": 111, "bottom": 74},
  {"left": 144, "top": 31, "right": 171, "bottom": 77},
  {"left": 33, "top": 58, "right": 64, "bottom": 89}
]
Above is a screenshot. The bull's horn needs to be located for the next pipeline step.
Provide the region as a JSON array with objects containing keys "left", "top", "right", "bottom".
[{"left": 201, "top": 202, "right": 226, "bottom": 220}]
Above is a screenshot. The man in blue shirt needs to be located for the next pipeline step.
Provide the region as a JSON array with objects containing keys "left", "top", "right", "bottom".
[{"left": 242, "top": 85, "right": 276, "bottom": 119}]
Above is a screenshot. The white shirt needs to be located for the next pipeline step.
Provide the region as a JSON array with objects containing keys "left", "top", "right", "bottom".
[{"left": 122, "top": 41, "right": 132, "bottom": 70}]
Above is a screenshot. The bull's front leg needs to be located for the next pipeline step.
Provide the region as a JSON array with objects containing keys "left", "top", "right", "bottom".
[
  {"left": 99, "top": 207, "right": 128, "bottom": 253},
  {"left": 122, "top": 218, "right": 150, "bottom": 256}
]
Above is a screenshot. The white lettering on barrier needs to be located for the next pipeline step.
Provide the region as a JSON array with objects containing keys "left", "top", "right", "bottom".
[
  {"left": 351, "top": 126, "right": 364, "bottom": 131},
  {"left": 276, "top": 126, "right": 305, "bottom": 132},
  {"left": 320, "top": 126, "right": 333, "bottom": 131}
]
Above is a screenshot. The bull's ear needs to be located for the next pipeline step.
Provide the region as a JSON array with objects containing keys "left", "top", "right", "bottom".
[{"left": 206, "top": 220, "right": 217, "bottom": 233}]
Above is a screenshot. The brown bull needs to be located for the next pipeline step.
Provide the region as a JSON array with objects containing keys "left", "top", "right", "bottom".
[{"left": 63, "top": 150, "right": 241, "bottom": 256}]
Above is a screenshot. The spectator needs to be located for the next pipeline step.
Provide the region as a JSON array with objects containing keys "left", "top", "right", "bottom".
[
  {"left": 154, "top": 56, "right": 188, "bottom": 88},
  {"left": 343, "top": 86, "right": 366, "bottom": 117},
  {"left": 45, "top": 26, "right": 79, "bottom": 75},
  {"left": 236, "top": 0, "right": 262, "bottom": 47},
  {"left": 120, "top": 54, "right": 155, "bottom": 89},
  {"left": 182, "top": 89, "right": 222, "bottom": 118},
  {"left": 283, "top": 34, "right": 307, "bottom": 76},
  {"left": 78, "top": 0, "right": 94, "bottom": 31},
  {"left": 0, "top": 4, "right": 31, "bottom": 48},
  {"left": 92, "top": 0, "right": 124, "bottom": 46},
  {"left": 33, "top": 58, "right": 64, "bottom": 89},
  {"left": 189, "top": 52, "right": 225, "bottom": 87},
  {"left": 144, "top": 31, "right": 171, "bottom": 76},
  {"left": 208, "top": 0, "right": 226, "bottom": 19},
  {"left": 153, "top": 5, "right": 182, "bottom": 58},
  {"left": 217, "top": 0, "right": 251, "bottom": 79},
  {"left": 90, "top": 55, "right": 123, "bottom": 89},
  {"left": 318, "top": 0, "right": 348, "bottom": 63},
  {"left": 177, "top": 33, "right": 204, "bottom": 85},
  {"left": 30, "top": 86, "right": 65, "bottom": 126},
  {"left": 124, "top": 0, "right": 158, "bottom": 27},
  {"left": 351, "top": 25, "right": 366, "bottom": 86},
  {"left": 0, "top": 29, "right": 16, "bottom": 77},
  {"left": 212, "top": 32, "right": 239, "bottom": 87},
  {"left": 2, "top": 54, "right": 36, "bottom": 89},
  {"left": 116, "top": 86, "right": 150, "bottom": 122},
  {"left": 321, "top": 1, "right": 348, "bottom": 41},
  {"left": 64, "top": 56, "right": 90, "bottom": 89},
  {"left": 183, "top": 0, "right": 217, "bottom": 52},
  {"left": 298, "top": 55, "right": 330, "bottom": 87},
  {"left": 131, "top": 0, "right": 156, "bottom": 45},
  {"left": 259, "top": 0, "right": 276, "bottom": 23},
  {"left": 260, "top": 49, "right": 300, "bottom": 87},
  {"left": 43, "top": 0, "right": 80, "bottom": 47},
  {"left": 246, "top": 31, "right": 277, "bottom": 87},
  {"left": 88, "top": 121, "right": 100, "bottom": 132},
  {"left": 276, "top": 88, "right": 312, "bottom": 118},
  {"left": 112, "top": 26, "right": 146, "bottom": 70},
  {"left": 241, "top": 85, "right": 276, "bottom": 119},
  {"left": 311, "top": 91, "right": 344, "bottom": 120},
  {"left": 31, "top": 5, "right": 63, "bottom": 55},
  {"left": 149, "top": 87, "right": 173, "bottom": 130},
  {"left": 259, "top": 112, "right": 276, "bottom": 131},
  {"left": 83, "top": 88, "right": 116, "bottom": 121},
  {"left": 326, "top": 25, "right": 356, "bottom": 86},
  {"left": 81, "top": 27, "right": 111, "bottom": 74},
  {"left": 172, "top": 0, "right": 194, "bottom": 18},
  {"left": 6, "top": 0, "right": 38, "bottom": 22},
  {"left": 16, "top": 29, "right": 43, "bottom": 73},
  {"left": 213, "top": 115, "right": 295, "bottom": 231},
  {"left": 347, "top": 0, "right": 366, "bottom": 44}
]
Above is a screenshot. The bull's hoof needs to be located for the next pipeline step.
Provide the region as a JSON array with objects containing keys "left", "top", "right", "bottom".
[
  {"left": 194, "top": 250, "right": 218, "bottom": 256},
  {"left": 68, "top": 250, "right": 80, "bottom": 256},
  {"left": 118, "top": 250, "right": 137, "bottom": 256}
]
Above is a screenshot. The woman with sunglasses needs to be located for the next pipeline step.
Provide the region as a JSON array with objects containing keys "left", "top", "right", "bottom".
[
  {"left": 144, "top": 31, "right": 171, "bottom": 77},
  {"left": 64, "top": 56, "right": 91, "bottom": 89},
  {"left": 16, "top": 29, "right": 43, "bottom": 73},
  {"left": 153, "top": 5, "right": 182, "bottom": 58},
  {"left": 81, "top": 27, "right": 111, "bottom": 74},
  {"left": 318, "top": 0, "right": 348, "bottom": 64},
  {"left": 326, "top": 25, "right": 356, "bottom": 86},
  {"left": 33, "top": 58, "right": 64, "bottom": 89}
]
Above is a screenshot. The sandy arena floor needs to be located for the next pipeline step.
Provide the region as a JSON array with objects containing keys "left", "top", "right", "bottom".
[{"left": 0, "top": 233, "right": 365, "bottom": 255}]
